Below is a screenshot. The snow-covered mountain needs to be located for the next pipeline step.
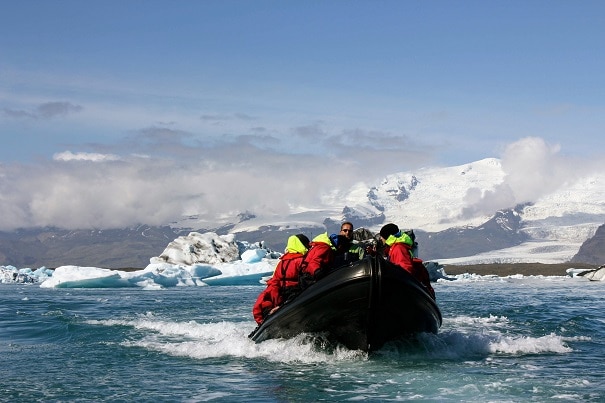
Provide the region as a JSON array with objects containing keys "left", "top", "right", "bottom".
[
  {"left": 208, "top": 158, "right": 603, "bottom": 265},
  {"left": 2, "top": 158, "right": 605, "bottom": 267}
]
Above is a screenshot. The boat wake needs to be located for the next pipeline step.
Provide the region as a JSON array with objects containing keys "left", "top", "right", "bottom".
[{"left": 86, "top": 312, "right": 573, "bottom": 364}]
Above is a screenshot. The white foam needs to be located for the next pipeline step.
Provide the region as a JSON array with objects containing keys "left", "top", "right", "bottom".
[
  {"left": 87, "top": 312, "right": 573, "bottom": 364},
  {"left": 88, "top": 316, "right": 367, "bottom": 363}
]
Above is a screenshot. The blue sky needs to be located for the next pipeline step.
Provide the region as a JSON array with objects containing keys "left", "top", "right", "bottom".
[{"left": 1, "top": 1, "right": 604, "bottom": 230}]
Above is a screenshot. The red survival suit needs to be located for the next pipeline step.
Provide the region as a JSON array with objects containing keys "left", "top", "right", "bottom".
[
  {"left": 252, "top": 235, "right": 308, "bottom": 324},
  {"left": 384, "top": 232, "right": 435, "bottom": 299}
]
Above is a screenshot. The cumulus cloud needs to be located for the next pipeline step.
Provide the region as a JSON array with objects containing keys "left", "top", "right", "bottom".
[
  {"left": 461, "top": 137, "right": 591, "bottom": 218},
  {"left": 0, "top": 119, "right": 433, "bottom": 231},
  {"left": 0, "top": 149, "right": 333, "bottom": 230},
  {"left": 2, "top": 101, "right": 83, "bottom": 119},
  {"left": 4, "top": 115, "right": 593, "bottom": 232}
]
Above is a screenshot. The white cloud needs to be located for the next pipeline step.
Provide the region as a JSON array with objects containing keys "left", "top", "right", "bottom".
[
  {"left": 461, "top": 137, "right": 597, "bottom": 217},
  {"left": 0, "top": 118, "right": 439, "bottom": 231},
  {"left": 1, "top": 132, "right": 604, "bottom": 231},
  {"left": 53, "top": 151, "right": 121, "bottom": 162}
]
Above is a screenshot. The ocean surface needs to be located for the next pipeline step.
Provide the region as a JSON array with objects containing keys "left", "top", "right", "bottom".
[{"left": 1, "top": 276, "right": 604, "bottom": 402}]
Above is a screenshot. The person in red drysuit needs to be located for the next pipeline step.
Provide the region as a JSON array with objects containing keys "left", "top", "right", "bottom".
[
  {"left": 298, "top": 232, "right": 350, "bottom": 286},
  {"left": 252, "top": 234, "right": 310, "bottom": 324},
  {"left": 379, "top": 223, "right": 435, "bottom": 299}
]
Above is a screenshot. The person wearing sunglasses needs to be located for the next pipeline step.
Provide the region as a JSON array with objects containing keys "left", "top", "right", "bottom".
[{"left": 338, "top": 221, "right": 364, "bottom": 263}]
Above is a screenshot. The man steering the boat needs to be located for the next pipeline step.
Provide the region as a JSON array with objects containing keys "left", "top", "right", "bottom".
[{"left": 338, "top": 221, "right": 365, "bottom": 264}]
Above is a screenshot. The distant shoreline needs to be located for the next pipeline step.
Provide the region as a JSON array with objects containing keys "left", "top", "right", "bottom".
[
  {"left": 112, "top": 262, "right": 598, "bottom": 277},
  {"left": 441, "top": 262, "right": 596, "bottom": 277}
]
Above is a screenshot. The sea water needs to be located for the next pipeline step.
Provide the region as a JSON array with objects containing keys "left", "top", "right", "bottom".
[{"left": 1, "top": 276, "right": 604, "bottom": 402}]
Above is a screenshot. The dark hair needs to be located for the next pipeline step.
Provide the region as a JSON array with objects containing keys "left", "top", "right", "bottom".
[{"left": 340, "top": 221, "right": 354, "bottom": 230}]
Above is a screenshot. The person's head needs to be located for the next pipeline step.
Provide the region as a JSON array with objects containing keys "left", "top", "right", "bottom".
[
  {"left": 296, "top": 234, "right": 310, "bottom": 249},
  {"left": 286, "top": 233, "right": 311, "bottom": 254},
  {"left": 340, "top": 221, "right": 354, "bottom": 240},
  {"left": 379, "top": 223, "right": 400, "bottom": 242}
]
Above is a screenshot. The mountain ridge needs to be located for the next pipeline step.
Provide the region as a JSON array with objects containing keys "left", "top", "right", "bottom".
[{"left": 2, "top": 158, "right": 605, "bottom": 268}]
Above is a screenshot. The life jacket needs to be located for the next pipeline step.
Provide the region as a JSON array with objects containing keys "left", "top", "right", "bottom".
[
  {"left": 267, "top": 234, "right": 309, "bottom": 290},
  {"left": 384, "top": 231, "right": 435, "bottom": 299},
  {"left": 384, "top": 231, "right": 415, "bottom": 271},
  {"left": 339, "top": 241, "right": 363, "bottom": 265},
  {"left": 348, "top": 242, "right": 364, "bottom": 259},
  {"left": 252, "top": 235, "right": 309, "bottom": 324},
  {"left": 267, "top": 253, "right": 305, "bottom": 287},
  {"left": 384, "top": 231, "right": 414, "bottom": 251},
  {"left": 299, "top": 233, "right": 335, "bottom": 279}
]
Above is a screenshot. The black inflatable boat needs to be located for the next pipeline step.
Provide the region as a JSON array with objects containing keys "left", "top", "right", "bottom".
[{"left": 248, "top": 256, "right": 442, "bottom": 351}]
